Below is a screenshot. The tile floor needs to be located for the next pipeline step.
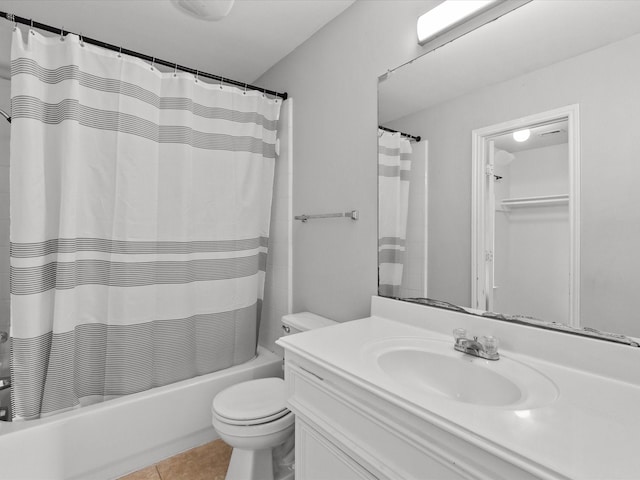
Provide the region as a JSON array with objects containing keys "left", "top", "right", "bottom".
[{"left": 119, "top": 439, "right": 232, "bottom": 480}]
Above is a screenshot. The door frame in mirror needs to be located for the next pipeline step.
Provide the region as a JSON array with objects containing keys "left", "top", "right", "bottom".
[{"left": 471, "top": 104, "right": 581, "bottom": 326}]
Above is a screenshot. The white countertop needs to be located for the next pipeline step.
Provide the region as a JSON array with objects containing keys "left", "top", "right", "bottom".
[{"left": 278, "top": 314, "right": 640, "bottom": 480}]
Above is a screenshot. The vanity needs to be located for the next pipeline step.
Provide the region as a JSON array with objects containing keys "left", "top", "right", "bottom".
[{"left": 277, "top": 296, "right": 640, "bottom": 479}]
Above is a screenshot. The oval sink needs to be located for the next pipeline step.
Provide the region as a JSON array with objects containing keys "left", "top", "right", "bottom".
[
  {"left": 364, "top": 337, "right": 558, "bottom": 409},
  {"left": 378, "top": 349, "right": 521, "bottom": 406}
]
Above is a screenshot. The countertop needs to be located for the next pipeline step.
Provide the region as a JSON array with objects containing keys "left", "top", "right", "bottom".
[{"left": 278, "top": 315, "right": 640, "bottom": 480}]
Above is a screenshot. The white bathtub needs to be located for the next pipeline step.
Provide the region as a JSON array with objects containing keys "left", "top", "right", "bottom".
[{"left": 0, "top": 346, "right": 283, "bottom": 479}]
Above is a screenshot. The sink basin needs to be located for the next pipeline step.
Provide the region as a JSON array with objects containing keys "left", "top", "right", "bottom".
[{"left": 364, "top": 337, "right": 558, "bottom": 409}]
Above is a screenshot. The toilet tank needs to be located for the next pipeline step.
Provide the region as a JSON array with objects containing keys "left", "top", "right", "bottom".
[{"left": 281, "top": 312, "right": 337, "bottom": 336}]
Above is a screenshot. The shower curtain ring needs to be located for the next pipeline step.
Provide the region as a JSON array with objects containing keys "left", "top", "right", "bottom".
[
  {"left": 195, "top": 71, "right": 199, "bottom": 83},
  {"left": 150, "top": 57, "right": 155, "bottom": 71},
  {"left": 8, "top": 14, "right": 16, "bottom": 31},
  {"left": 60, "top": 26, "right": 65, "bottom": 41},
  {"left": 219, "top": 77, "right": 223, "bottom": 90},
  {"left": 243, "top": 84, "right": 247, "bottom": 95},
  {"left": 79, "top": 33, "right": 85, "bottom": 46},
  {"left": 117, "top": 46, "right": 122, "bottom": 58},
  {"left": 29, "top": 18, "right": 35, "bottom": 35},
  {"left": 174, "top": 64, "right": 178, "bottom": 77}
]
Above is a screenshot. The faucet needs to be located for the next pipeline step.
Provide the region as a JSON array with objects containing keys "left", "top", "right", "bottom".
[{"left": 453, "top": 328, "right": 499, "bottom": 361}]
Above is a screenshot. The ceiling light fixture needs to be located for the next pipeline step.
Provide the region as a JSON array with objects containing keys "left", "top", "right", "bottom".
[
  {"left": 171, "top": 0, "right": 235, "bottom": 21},
  {"left": 513, "top": 129, "right": 531, "bottom": 142},
  {"left": 417, "top": 0, "right": 499, "bottom": 45}
]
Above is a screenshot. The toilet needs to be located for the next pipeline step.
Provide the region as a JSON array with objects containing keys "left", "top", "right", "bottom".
[{"left": 211, "top": 312, "right": 337, "bottom": 480}]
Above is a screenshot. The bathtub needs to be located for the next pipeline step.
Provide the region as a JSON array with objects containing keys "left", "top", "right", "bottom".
[{"left": 0, "top": 346, "right": 283, "bottom": 479}]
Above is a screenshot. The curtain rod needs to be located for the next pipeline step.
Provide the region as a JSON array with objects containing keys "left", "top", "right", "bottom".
[
  {"left": 378, "top": 125, "right": 421, "bottom": 142},
  {"left": 0, "top": 11, "right": 288, "bottom": 101}
]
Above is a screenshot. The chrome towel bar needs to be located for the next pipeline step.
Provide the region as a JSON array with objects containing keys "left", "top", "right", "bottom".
[{"left": 295, "top": 210, "right": 359, "bottom": 223}]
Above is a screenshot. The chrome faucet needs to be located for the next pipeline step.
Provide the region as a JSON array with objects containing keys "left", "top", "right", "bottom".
[{"left": 453, "top": 328, "right": 499, "bottom": 361}]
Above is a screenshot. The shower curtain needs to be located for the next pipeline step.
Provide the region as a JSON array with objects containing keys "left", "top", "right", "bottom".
[
  {"left": 9, "top": 29, "right": 281, "bottom": 420},
  {"left": 378, "top": 130, "right": 412, "bottom": 297}
]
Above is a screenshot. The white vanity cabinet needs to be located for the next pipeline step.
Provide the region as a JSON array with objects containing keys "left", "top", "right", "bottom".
[{"left": 283, "top": 353, "right": 540, "bottom": 480}]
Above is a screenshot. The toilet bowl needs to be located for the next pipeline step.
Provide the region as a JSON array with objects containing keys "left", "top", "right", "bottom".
[
  {"left": 211, "top": 312, "right": 336, "bottom": 480},
  {"left": 212, "top": 378, "right": 294, "bottom": 480}
]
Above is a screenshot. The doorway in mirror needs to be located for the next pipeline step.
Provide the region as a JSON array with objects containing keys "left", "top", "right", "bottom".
[{"left": 472, "top": 105, "right": 580, "bottom": 326}]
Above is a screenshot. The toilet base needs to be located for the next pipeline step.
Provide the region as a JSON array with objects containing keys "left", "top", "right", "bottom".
[
  {"left": 224, "top": 434, "right": 295, "bottom": 480},
  {"left": 226, "top": 447, "right": 274, "bottom": 480}
]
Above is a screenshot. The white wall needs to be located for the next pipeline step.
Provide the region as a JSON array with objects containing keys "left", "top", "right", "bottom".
[
  {"left": 509, "top": 144, "right": 569, "bottom": 198},
  {"left": 257, "top": 0, "right": 436, "bottom": 321},
  {"left": 495, "top": 144, "right": 569, "bottom": 324}
]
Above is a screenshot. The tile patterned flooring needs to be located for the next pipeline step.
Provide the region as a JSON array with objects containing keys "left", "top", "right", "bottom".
[{"left": 119, "top": 439, "right": 232, "bottom": 480}]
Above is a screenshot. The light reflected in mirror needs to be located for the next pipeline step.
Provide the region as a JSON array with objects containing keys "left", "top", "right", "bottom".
[{"left": 378, "top": 0, "right": 640, "bottom": 344}]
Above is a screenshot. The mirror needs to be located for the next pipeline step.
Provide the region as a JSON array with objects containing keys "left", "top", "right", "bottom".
[{"left": 378, "top": 0, "right": 640, "bottom": 345}]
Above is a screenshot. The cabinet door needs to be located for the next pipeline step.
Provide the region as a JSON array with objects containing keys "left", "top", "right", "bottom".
[{"left": 296, "top": 419, "right": 378, "bottom": 480}]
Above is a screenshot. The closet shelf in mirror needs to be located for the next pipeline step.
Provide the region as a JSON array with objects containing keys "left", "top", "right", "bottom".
[{"left": 500, "top": 194, "right": 569, "bottom": 210}]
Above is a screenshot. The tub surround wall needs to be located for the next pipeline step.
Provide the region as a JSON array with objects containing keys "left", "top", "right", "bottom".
[{"left": 259, "top": 99, "right": 293, "bottom": 357}]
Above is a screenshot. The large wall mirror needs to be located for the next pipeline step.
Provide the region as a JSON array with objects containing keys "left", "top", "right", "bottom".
[{"left": 378, "top": 0, "right": 640, "bottom": 345}]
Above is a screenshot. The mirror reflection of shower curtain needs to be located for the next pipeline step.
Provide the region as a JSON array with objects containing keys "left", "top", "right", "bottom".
[
  {"left": 378, "top": 130, "right": 412, "bottom": 297},
  {"left": 9, "top": 29, "right": 281, "bottom": 420}
]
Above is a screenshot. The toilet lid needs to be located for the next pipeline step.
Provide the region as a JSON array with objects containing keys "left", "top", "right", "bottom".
[{"left": 213, "top": 378, "right": 288, "bottom": 424}]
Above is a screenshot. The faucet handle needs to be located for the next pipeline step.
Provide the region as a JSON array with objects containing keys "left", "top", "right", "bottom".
[
  {"left": 453, "top": 328, "right": 467, "bottom": 344},
  {"left": 480, "top": 335, "right": 499, "bottom": 355}
]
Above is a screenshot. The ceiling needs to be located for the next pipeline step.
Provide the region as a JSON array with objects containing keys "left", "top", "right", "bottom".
[
  {"left": 0, "top": 0, "right": 355, "bottom": 84},
  {"left": 379, "top": 0, "right": 640, "bottom": 124}
]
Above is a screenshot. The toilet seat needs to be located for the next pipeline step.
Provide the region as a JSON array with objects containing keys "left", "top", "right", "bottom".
[
  {"left": 213, "top": 409, "right": 295, "bottom": 439},
  {"left": 214, "top": 407, "right": 289, "bottom": 426},
  {"left": 212, "top": 378, "right": 289, "bottom": 426}
]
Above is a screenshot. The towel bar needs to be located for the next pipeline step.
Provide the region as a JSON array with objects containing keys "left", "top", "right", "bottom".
[{"left": 295, "top": 210, "right": 359, "bottom": 223}]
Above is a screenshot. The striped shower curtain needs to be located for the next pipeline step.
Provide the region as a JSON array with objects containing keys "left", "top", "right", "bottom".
[
  {"left": 378, "top": 130, "right": 412, "bottom": 297},
  {"left": 9, "top": 29, "right": 281, "bottom": 420}
]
